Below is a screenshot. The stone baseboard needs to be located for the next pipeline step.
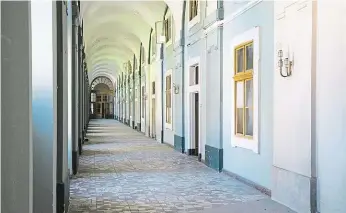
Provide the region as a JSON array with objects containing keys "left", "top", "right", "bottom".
[
  {"left": 174, "top": 135, "right": 185, "bottom": 153},
  {"left": 78, "top": 137, "right": 82, "bottom": 155},
  {"left": 205, "top": 145, "right": 223, "bottom": 172},
  {"left": 272, "top": 165, "right": 316, "bottom": 213},
  {"left": 72, "top": 150, "right": 78, "bottom": 175},
  {"left": 187, "top": 149, "right": 197, "bottom": 156}
]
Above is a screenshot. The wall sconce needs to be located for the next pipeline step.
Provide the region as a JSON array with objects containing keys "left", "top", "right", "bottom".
[
  {"left": 173, "top": 83, "right": 179, "bottom": 94},
  {"left": 277, "top": 49, "right": 293, "bottom": 77}
]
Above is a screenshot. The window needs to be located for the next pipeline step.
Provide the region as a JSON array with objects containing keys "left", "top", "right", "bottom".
[
  {"left": 103, "top": 95, "right": 108, "bottom": 102},
  {"left": 141, "top": 86, "right": 145, "bottom": 118},
  {"left": 189, "top": 65, "right": 199, "bottom": 86},
  {"left": 151, "top": 32, "right": 156, "bottom": 57},
  {"left": 165, "top": 74, "right": 172, "bottom": 125},
  {"left": 141, "top": 46, "right": 145, "bottom": 64},
  {"left": 152, "top": 82, "right": 155, "bottom": 95},
  {"left": 91, "top": 93, "right": 96, "bottom": 102},
  {"left": 164, "top": 16, "right": 172, "bottom": 43},
  {"left": 96, "top": 95, "right": 101, "bottom": 102},
  {"left": 128, "top": 61, "right": 132, "bottom": 74},
  {"left": 189, "top": 0, "right": 198, "bottom": 21},
  {"left": 234, "top": 41, "right": 253, "bottom": 137},
  {"left": 96, "top": 103, "right": 101, "bottom": 113}
]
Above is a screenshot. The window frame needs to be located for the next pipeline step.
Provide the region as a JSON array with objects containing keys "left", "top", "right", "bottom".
[
  {"left": 165, "top": 69, "right": 173, "bottom": 129},
  {"left": 141, "top": 46, "right": 145, "bottom": 65},
  {"left": 229, "top": 27, "right": 260, "bottom": 154},
  {"left": 234, "top": 41, "right": 254, "bottom": 139},
  {"left": 141, "top": 85, "right": 145, "bottom": 118},
  {"left": 152, "top": 81, "right": 155, "bottom": 95},
  {"left": 188, "top": 0, "right": 200, "bottom": 29},
  {"left": 164, "top": 12, "right": 173, "bottom": 46},
  {"left": 151, "top": 31, "right": 157, "bottom": 61}
]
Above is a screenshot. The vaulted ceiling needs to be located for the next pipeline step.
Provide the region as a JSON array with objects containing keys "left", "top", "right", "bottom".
[{"left": 80, "top": 1, "right": 183, "bottom": 87}]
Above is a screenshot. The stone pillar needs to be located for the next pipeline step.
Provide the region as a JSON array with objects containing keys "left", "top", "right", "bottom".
[
  {"left": 32, "top": 1, "right": 58, "bottom": 211},
  {"left": 127, "top": 76, "right": 130, "bottom": 124},
  {"left": 0, "top": 1, "right": 2, "bottom": 210},
  {"left": 56, "top": 1, "right": 70, "bottom": 212},
  {"left": 81, "top": 60, "right": 85, "bottom": 141},
  {"left": 78, "top": 26, "right": 83, "bottom": 155},
  {"left": 2, "top": 1, "right": 60, "bottom": 212},
  {"left": 132, "top": 57, "right": 136, "bottom": 128},
  {"left": 71, "top": 2, "right": 79, "bottom": 174},
  {"left": 1, "top": 2, "right": 33, "bottom": 212}
]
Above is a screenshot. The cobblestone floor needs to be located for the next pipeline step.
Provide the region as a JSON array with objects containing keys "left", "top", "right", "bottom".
[{"left": 68, "top": 119, "right": 290, "bottom": 213}]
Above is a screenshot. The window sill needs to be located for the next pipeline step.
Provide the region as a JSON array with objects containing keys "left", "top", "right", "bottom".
[
  {"left": 188, "top": 14, "right": 200, "bottom": 29},
  {"left": 231, "top": 136, "right": 259, "bottom": 154},
  {"left": 165, "top": 123, "right": 172, "bottom": 130},
  {"left": 165, "top": 39, "right": 173, "bottom": 48}
]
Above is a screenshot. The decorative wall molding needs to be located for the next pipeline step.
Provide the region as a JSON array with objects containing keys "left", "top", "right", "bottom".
[{"left": 203, "top": 0, "right": 263, "bottom": 37}]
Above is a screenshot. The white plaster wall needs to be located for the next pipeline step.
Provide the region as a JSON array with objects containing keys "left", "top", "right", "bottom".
[
  {"left": 272, "top": 1, "right": 314, "bottom": 212},
  {"left": 273, "top": 0, "right": 313, "bottom": 177},
  {"left": 316, "top": 1, "right": 346, "bottom": 212},
  {"left": 149, "top": 61, "right": 156, "bottom": 137},
  {"left": 145, "top": 64, "right": 151, "bottom": 136},
  {"left": 142, "top": 65, "right": 148, "bottom": 134},
  {"left": 154, "top": 58, "right": 163, "bottom": 142},
  {"left": 32, "top": 1, "right": 56, "bottom": 211}
]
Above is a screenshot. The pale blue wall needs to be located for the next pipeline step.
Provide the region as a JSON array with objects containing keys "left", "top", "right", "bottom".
[
  {"left": 163, "top": 11, "right": 176, "bottom": 145},
  {"left": 172, "top": 43, "right": 184, "bottom": 137},
  {"left": 205, "top": 28, "right": 222, "bottom": 149},
  {"left": 222, "top": 1, "right": 274, "bottom": 189}
]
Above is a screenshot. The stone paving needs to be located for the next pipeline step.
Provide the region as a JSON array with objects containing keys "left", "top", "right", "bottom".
[{"left": 69, "top": 119, "right": 294, "bottom": 213}]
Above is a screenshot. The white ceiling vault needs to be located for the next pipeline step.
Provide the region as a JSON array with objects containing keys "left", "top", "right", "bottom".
[{"left": 80, "top": 1, "right": 183, "bottom": 87}]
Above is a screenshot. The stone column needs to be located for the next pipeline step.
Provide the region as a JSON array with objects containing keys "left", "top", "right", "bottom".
[
  {"left": 132, "top": 57, "right": 136, "bottom": 128},
  {"left": 78, "top": 26, "right": 83, "bottom": 154},
  {"left": 71, "top": 2, "right": 79, "bottom": 174},
  {"left": 1, "top": 2, "right": 33, "bottom": 212},
  {"left": 56, "top": 1, "right": 70, "bottom": 212}
]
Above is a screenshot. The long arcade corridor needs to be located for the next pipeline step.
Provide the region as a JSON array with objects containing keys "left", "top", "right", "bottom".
[
  {"left": 2, "top": 1, "right": 346, "bottom": 212},
  {"left": 69, "top": 120, "right": 294, "bottom": 213}
]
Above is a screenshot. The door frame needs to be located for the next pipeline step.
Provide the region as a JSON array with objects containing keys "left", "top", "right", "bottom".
[
  {"left": 189, "top": 91, "right": 200, "bottom": 156},
  {"left": 187, "top": 58, "right": 201, "bottom": 159},
  {"left": 151, "top": 96, "right": 156, "bottom": 138}
]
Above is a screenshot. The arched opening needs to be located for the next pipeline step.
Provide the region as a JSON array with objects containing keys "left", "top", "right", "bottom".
[{"left": 90, "top": 76, "right": 114, "bottom": 119}]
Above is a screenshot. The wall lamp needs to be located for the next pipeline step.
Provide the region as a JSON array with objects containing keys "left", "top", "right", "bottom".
[
  {"left": 277, "top": 49, "right": 293, "bottom": 77},
  {"left": 173, "top": 83, "right": 180, "bottom": 94}
]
